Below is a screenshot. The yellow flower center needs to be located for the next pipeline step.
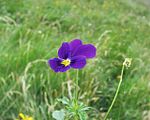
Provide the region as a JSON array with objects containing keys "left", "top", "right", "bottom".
[{"left": 61, "top": 59, "right": 71, "bottom": 67}]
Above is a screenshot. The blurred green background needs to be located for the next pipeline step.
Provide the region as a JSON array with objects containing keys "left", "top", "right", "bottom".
[{"left": 0, "top": 0, "right": 150, "bottom": 119}]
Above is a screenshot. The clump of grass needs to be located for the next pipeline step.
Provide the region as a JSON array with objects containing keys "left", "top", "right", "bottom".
[{"left": 0, "top": 0, "right": 150, "bottom": 119}]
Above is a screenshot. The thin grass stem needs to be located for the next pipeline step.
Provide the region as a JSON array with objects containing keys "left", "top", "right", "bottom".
[{"left": 104, "top": 64, "right": 125, "bottom": 120}]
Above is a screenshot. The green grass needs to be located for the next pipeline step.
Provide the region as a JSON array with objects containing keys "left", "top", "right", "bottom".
[{"left": 0, "top": 0, "right": 150, "bottom": 119}]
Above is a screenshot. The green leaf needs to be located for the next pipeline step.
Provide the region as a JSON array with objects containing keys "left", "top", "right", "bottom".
[
  {"left": 52, "top": 109, "right": 65, "bottom": 120},
  {"left": 78, "top": 112, "right": 87, "bottom": 120}
]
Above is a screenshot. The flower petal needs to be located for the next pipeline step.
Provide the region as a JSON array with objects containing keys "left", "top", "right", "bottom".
[
  {"left": 48, "top": 58, "right": 70, "bottom": 72},
  {"left": 69, "top": 39, "right": 82, "bottom": 55},
  {"left": 70, "top": 56, "right": 86, "bottom": 69},
  {"left": 72, "top": 44, "right": 96, "bottom": 58},
  {"left": 58, "top": 42, "right": 71, "bottom": 59}
]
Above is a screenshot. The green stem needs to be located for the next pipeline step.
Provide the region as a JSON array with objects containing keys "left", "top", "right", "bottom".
[
  {"left": 73, "top": 70, "right": 79, "bottom": 120},
  {"left": 66, "top": 71, "right": 73, "bottom": 99},
  {"left": 75, "top": 69, "right": 79, "bottom": 100},
  {"left": 104, "top": 65, "right": 125, "bottom": 120}
]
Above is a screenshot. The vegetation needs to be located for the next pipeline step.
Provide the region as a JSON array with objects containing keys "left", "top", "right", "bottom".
[{"left": 0, "top": 0, "right": 150, "bottom": 119}]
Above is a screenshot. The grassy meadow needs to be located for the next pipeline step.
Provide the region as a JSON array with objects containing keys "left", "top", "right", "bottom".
[{"left": 0, "top": 0, "right": 150, "bottom": 119}]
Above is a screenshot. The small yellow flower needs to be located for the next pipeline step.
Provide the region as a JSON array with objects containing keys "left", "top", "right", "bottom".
[{"left": 16, "top": 113, "right": 33, "bottom": 120}]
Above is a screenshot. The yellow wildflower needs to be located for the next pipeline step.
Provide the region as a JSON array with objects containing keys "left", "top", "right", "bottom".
[{"left": 16, "top": 113, "right": 33, "bottom": 120}]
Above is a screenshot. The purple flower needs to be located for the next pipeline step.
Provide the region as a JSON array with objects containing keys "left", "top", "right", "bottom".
[{"left": 48, "top": 39, "right": 96, "bottom": 72}]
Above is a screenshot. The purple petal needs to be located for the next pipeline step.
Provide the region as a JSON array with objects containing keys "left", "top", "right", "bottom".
[
  {"left": 70, "top": 56, "right": 86, "bottom": 69},
  {"left": 48, "top": 58, "right": 70, "bottom": 72},
  {"left": 72, "top": 44, "right": 96, "bottom": 58},
  {"left": 69, "top": 39, "right": 82, "bottom": 55},
  {"left": 58, "top": 42, "right": 71, "bottom": 59}
]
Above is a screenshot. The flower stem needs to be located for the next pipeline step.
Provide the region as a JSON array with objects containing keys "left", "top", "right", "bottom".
[
  {"left": 75, "top": 69, "right": 79, "bottom": 100},
  {"left": 104, "top": 64, "right": 125, "bottom": 120},
  {"left": 73, "top": 69, "right": 79, "bottom": 120},
  {"left": 66, "top": 71, "right": 72, "bottom": 99}
]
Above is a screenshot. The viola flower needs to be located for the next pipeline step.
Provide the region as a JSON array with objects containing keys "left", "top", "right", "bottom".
[{"left": 48, "top": 39, "right": 96, "bottom": 72}]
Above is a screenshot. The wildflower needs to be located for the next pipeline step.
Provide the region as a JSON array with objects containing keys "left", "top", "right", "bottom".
[
  {"left": 48, "top": 39, "right": 96, "bottom": 72},
  {"left": 16, "top": 113, "right": 33, "bottom": 120},
  {"left": 123, "top": 58, "right": 132, "bottom": 68}
]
